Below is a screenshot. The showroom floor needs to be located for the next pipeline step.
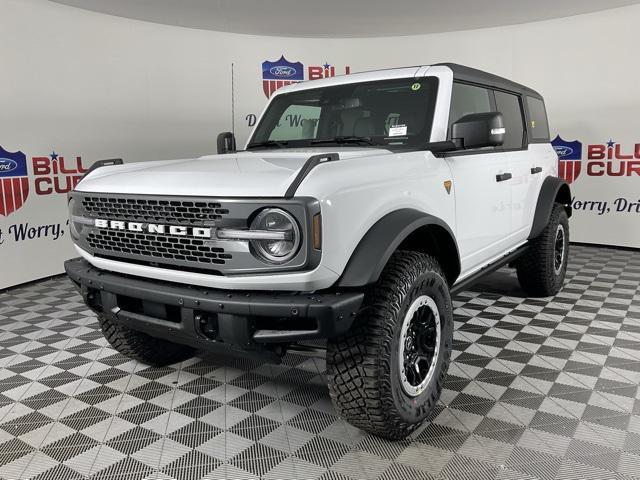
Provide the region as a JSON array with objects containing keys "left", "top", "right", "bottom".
[{"left": 0, "top": 245, "right": 639, "bottom": 480}]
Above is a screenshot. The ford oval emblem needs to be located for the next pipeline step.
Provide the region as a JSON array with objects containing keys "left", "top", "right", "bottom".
[
  {"left": 553, "top": 146, "right": 573, "bottom": 158},
  {"left": 0, "top": 158, "right": 18, "bottom": 173},
  {"left": 270, "top": 66, "right": 296, "bottom": 78}
]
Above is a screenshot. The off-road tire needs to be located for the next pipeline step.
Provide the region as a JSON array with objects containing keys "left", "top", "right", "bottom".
[
  {"left": 516, "top": 202, "right": 569, "bottom": 297},
  {"left": 98, "top": 315, "right": 195, "bottom": 366},
  {"left": 326, "top": 251, "right": 453, "bottom": 440}
]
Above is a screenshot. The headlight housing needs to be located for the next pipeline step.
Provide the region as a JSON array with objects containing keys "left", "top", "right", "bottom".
[
  {"left": 249, "top": 208, "right": 301, "bottom": 264},
  {"left": 68, "top": 197, "right": 82, "bottom": 239}
]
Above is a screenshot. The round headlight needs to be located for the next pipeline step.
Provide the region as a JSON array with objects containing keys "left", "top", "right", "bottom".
[
  {"left": 68, "top": 198, "right": 82, "bottom": 239},
  {"left": 249, "top": 208, "right": 301, "bottom": 264}
]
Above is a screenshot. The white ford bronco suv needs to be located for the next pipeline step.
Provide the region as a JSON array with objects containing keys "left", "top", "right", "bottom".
[{"left": 65, "top": 63, "right": 571, "bottom": 439}]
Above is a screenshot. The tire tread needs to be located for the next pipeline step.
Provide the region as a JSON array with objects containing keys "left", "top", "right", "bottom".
[
  {"left": 326, "top": 251, "right": 451, "bottom": 439},
  {"left": 516, "top": 203, "right": 569, "bottom": 296}
]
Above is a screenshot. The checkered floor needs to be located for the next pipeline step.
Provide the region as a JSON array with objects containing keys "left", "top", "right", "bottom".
[{"left": 0, "top": 245, "right": 639, "bottom": 480}]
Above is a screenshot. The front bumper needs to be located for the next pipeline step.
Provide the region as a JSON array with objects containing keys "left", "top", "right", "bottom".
[
  {"left": 74, "top": 245, "right": 340, "bottom": 291},
  {"left": 65, "top": 258, "right": 363, "bottom": 361}
]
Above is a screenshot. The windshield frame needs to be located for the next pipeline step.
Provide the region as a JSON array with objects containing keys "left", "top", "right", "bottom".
[{"left": 247, "top": 76, "right": 440, "bottom": 150}]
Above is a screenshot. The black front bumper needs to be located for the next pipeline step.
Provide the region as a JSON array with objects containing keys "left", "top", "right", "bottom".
[{"left": 65, "top": 258, "right": 363, "bottom": 361}]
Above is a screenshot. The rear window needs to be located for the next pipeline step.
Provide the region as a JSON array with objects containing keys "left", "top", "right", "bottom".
[{"left": 526, "top": 96, "right": 550, "bottom": 140}]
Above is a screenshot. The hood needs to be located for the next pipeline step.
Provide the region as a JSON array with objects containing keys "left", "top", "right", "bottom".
[{"left": 76, "top": 148, "right": 391, "bottom": 197}]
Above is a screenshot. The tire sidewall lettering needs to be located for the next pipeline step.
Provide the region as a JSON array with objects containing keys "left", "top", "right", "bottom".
[{"left": 390, "top": 271, "right": 451, "bottom": 422}]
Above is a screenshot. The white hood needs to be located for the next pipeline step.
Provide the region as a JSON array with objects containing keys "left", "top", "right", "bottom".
[{"left": 76, "top": 148, "right": 391, "bottom": 197}]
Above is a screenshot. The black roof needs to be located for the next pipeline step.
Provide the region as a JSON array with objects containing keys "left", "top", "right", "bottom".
[{"left": 434, "top": 63, "right": 543, "bottom": 99}]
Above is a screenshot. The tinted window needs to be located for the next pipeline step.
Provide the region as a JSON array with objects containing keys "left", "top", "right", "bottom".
[
  {"left": 527, "top": 96, "right": 550, "bottom": 140},
  {"left": 448, "top": 83, "right": 491, "bottom": 136},
  {"left": 494, "top": 91, "right": 525, "bottom": 149},
  {"left": 268, "top": 104, "right": 321, "bottom": 141}
]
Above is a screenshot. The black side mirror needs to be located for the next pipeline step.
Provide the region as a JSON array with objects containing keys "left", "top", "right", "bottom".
[
  {"left": 451, "top": 112, "right": 505, "bottom": 150},
  {"left": 217, "top": 132, "right": 236, "bottom": 154}
]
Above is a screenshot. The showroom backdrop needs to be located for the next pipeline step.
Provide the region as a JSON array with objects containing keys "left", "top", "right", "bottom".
[{"left": 1, "top": 0, "right": 638, "bottom": 288}]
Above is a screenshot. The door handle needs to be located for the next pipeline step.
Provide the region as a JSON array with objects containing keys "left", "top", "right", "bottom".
[
  {"left": 531, "top": 167, "right": 542, "bottom": 174},
  {"left": 496, "top": 173, "right": 512, "bottom": 182}
]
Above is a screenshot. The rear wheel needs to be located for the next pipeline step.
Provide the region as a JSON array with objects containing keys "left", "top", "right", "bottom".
[
  {"left": 98, "top": 315, "right": 195, "bottom": 366},
  {"left": 326, "top": 251, "right": 453, "bottom": 440},
  {"left": 516, "top": 203, "right": 569, "bottom": 296}
]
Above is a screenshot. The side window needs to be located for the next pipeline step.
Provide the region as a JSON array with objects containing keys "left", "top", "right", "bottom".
[
  {"left": 494, "top": 91, "right": 525, "bottom": 150},
  {"left": 526, "top": 96, "right": 550, "bottom": 141},
  {"left": 448, "top": 83, "right": 492, "bottom": 136},
  {"left": 268, "top": 104, "right": 321, "bottom": 141}
]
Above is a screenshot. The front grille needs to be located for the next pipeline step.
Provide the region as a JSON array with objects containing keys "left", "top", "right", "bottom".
[
  {"left": 81, "top": 196, "right": 229, "bottom": 226},
  {"left": 87, "top": 229, "right": 232, "bottom": 265},
  {"left": 73, "top": 192, "right": 314, "bottom": 274}
]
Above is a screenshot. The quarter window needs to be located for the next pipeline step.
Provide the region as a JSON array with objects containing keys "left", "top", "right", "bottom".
[
  {"left": 494, "top": 91, "right": 525, "bottom": 150},
  {"left": 526, "top": 96, "right": 550, "bottom": 141}
]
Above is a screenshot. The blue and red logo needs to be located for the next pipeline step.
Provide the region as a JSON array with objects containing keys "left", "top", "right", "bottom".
[
  {"left": 0, "top": 146, "right": 29, "bottom": 216},
  {"left": 261, "top": 56, "right": 352, "bottom": 98},
  {"left": 262, "top": 55, "right": 304, "bottom": 98},
  {"left": 552, "top": 135, "right": 583, "bottom": 184},
  {"left": 552, "top": 135, "right": 640, "bottom": 183}
]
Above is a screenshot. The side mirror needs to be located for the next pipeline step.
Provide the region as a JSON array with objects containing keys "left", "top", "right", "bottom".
[
  {"left": 451, "top": 112, "right": 505, "bottom": 150},
  {"left": 217, "top": 132, "right": 236, "bottom": 154}
]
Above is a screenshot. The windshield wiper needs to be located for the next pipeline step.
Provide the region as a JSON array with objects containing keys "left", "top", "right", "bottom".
[
  {"left": 246, "top": 140, "right": 289, "bottom": 149},
  {"left": 311, "top": 136, "right": 378, "bottom": 146}
]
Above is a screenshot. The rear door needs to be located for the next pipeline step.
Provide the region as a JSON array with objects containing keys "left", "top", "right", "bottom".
[
  {"left": 445, "top": 83, "right": 513, "bottom": 274},
  {"left": 524, "top": 95, "right": 554, "bottom": 226},
  {"left": 493, "top": 90, "right": 532, "bottom": 241}
]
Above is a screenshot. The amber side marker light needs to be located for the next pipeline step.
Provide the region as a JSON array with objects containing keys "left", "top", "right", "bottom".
[{"left": 312, "top": 214, "right": 322, "bottom": 250}]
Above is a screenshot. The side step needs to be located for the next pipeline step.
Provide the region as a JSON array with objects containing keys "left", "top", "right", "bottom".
[{"left": 450, "top": 245, "right": 528, "bottom": 295}]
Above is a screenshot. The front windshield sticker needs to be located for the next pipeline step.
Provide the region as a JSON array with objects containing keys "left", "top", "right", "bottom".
[
  {"left": 411, "top": 83, "right": 422, "bottom": 91},
  {"left": 389, "top": 124, "right": 408, "bottom": 137}
]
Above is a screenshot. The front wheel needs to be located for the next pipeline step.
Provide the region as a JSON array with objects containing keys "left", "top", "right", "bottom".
[
  {"left": 516, "top": 203, "right": 570, "bottom": 297},
  {"left": 326, "top": 251, "right": 453, "bottom": 440}
]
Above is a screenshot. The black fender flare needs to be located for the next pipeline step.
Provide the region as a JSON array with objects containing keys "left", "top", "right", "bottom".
[
  {"left": 338, "top": 209, "right": 460, "bottom": 288},
  {"left": 529, "top": 176, "right": 572, "bottom": 239}
]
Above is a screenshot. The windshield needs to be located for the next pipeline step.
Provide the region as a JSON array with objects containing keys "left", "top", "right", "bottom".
[{"left": 248, "top": 77, "right": 439, "bottom": 149}]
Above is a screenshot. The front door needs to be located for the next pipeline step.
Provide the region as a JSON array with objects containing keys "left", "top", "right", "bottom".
[
  {"left": 447, "top": 151, "right": 513, "bottom": 275},
  {"left": 445, "top": 82, "right": 513, "bottom": 275}
]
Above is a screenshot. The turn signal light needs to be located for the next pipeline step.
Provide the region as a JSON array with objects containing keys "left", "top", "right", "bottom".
[{"left": 312, "top": 214, "right": 322, "bottom": 250}]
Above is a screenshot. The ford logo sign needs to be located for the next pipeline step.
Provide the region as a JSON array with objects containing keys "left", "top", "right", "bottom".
[
  {"left": 553, "top": 146, "right": 573, "bottom": 158},
  {"left": 0, "top": 158, "right": 18, "bottom": 173},
  {"left": 270, "top": 66, "right": 296, "bottom": 78}
]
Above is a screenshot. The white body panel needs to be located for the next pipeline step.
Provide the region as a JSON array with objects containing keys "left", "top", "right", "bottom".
[
  {"left": 509, "top": 144, "right": 559, "bottom": 242},
  {"left": 445, "top": 145, "right": 557, "bottom": 275},
  {"left": 445, "top": 150, "right": 513, "bottom": 274},
  {"left": 72, "top": 65, "right": 554, "bottom": 291},
  {"left": 296, "top": 150, "right": 455, "bottom": 278},
  {"left": 77, "top": 148, "right": 391, "bottom": 197}
]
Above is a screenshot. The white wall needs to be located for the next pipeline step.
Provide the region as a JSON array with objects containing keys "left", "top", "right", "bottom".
[{"left": 1, "top": 0, "right": 638, "bottom": 288}]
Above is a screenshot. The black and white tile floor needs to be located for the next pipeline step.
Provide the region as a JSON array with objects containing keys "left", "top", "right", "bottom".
[{"left": 0, "top": 245, "right": 639, "bottom": 480}]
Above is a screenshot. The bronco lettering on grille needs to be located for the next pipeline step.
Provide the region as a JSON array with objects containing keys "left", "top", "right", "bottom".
[{"left": 94, "top": 219, "right": 213, "bottom": 238}]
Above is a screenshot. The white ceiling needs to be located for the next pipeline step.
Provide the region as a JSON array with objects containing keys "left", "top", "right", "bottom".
[{"left": 48, "top": 0, "right": 640, "bottom": 38}]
